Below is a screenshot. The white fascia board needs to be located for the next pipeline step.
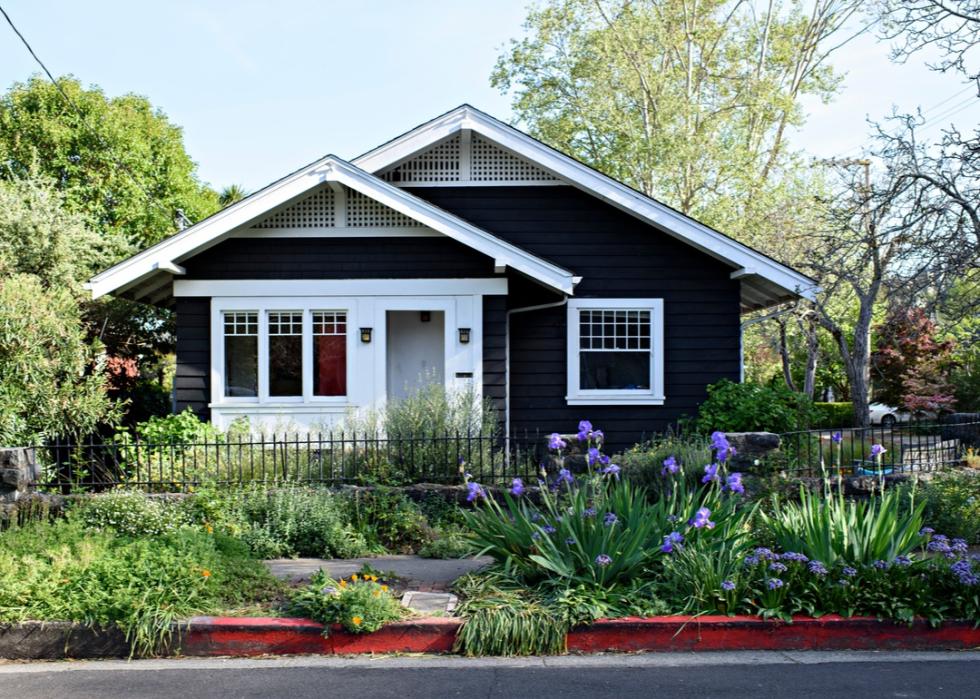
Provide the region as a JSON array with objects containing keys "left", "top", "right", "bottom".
[
  {"left": 353, "top": 106, "right": 817, "bottom": 302},
  {"left": 326, "top": 159, "right": 575, "bottom": 294},
  {"left": 88, "top": 150, "right": 575, "bottom": 300},
  {"left": 87, "top": 156, "right": 336, "bottom": 299}
]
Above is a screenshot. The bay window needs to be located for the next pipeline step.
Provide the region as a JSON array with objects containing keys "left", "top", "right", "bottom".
[{"left": 566, "top": 299, "right": 664, "bottom": 405}]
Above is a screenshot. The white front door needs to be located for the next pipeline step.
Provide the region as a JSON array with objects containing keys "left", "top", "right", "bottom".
[{"left": 385, "top": 310, "right": 446, "bottom": 401}]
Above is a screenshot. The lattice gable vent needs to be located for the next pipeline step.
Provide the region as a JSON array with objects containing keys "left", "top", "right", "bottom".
[
  {"left": 380, "top": 132, "right": 559, "bottom": 184},
  {"left": 250, "top": 185, "right": 424, "bottom": 229}
]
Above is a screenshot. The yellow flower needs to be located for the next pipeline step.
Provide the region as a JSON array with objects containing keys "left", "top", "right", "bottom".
[
  {"left": 372, "top": 590, "right": 381, "bottom": 598},
  {"left": 339, "top": 579, "right": 347, "bottom": 588},
  {"left": 380, "top": 585, "right": 388, "bottom": 592},
  {"left": 201, "top": 569, "right": 211, "bottom": 579},
  {"left": 352, "top": 616, "right": 363, "bottom": 627},
  {"left": 351, "top": 574, "right": 358, "bottom": 582},
  {"left": 369, "top": 575, "right": 378, "bottom": 582},
  {"left": 205, "top": 524, "right": 214, "bottom": 534}
]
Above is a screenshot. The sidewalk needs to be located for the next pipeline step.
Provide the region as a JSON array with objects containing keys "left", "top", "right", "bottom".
[{"left": 264, "top": 555, "right": 493, "bottom": 592}]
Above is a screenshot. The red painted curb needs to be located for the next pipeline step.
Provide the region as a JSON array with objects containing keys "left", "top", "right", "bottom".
[{"left": 179, "top": 615, "right": 980, "bottom": 657}]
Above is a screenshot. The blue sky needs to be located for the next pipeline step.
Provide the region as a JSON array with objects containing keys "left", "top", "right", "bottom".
[{"left": 2, "top": 1, "right": 977, "bottom": 193}]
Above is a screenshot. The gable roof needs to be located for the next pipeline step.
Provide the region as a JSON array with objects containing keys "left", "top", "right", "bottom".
[
  {"left": 86, "top": 155, "right": 577, "bottom": 303},
  {"left": 353, "top": 105, "right": 819, "bottom": 311}
]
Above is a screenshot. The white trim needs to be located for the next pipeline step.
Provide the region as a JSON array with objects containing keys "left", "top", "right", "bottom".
[
  {"left": 235, "top": 226, "right": 442, "bottom": 239},
  {"left": 176, "top": 278, "right": 508, "bottom": 298},
  {"left": 386, "top": 180, "right": 564, "bottom": 188},
  {"left": 353, "top": 105, "right": 819, "bottom": 305},
  {"left": 565, "top": 298, "right": 665, "bottom": 406},
  {"left": 87, "top": 153, "right": 575, "bottom": 300}
]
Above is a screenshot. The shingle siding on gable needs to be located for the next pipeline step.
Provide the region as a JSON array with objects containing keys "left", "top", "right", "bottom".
[
  {"left": 180, "top": 236, "right": 497, "bottom": 279},
  {"left": 410, "top": 185, "right": 741, "bottom": 449}
]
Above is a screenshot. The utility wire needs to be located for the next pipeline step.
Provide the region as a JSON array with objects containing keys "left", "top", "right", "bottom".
[{"left": 0, "top": 3, "right": 192, "bottom": 229}]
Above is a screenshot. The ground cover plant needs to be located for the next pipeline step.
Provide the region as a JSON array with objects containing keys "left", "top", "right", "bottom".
[
  {"left": 0, "top": 511, "right": 279, "bottom": 656},
  {"left": 454, "top": 422, "right": 980, "bottom": 655}
]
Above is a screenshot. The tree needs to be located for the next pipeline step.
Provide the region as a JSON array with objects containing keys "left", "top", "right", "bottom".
[
  {"left": 492, "top": 0, "right": 862, "bottom": 244},
  {"left": 0, "top": 75, "right": 220, "bottom": 248},
  {"left": 872, "top": 307, "right": 956, "bottom": 412},
  {"left": 876, "top": 0, "right": 980, "bottom": 77},
  {"left": 0, "top": 274, "right": 118, "bottom": 445},
  {"left": 219, "top": 184, "right": 248, "bottom": 207}
]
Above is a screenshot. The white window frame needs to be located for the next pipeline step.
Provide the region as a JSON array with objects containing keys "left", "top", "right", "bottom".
[
  {"left": 212, "top": 298, "right": 357, "bottom": 408},
  {"left": 566, "top": 298, "right": 665, "bottom": 406}
]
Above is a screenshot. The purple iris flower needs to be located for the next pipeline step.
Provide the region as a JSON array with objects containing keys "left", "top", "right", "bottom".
[
  {"left": 466, "top": 481, "right": 486, "bottom": 503},
  {"left": 842, "top": 566, "right": 857, "bottom": 577},
  {"left": 598, "top": 454, "right": 611, "bottom": 466},
  {"left": 582, "top": 507, "right": 597, "bottom": 518},
  {"left": 711, "top": 431, "right": 736, "bottom": 462},
  {"left": 661, "top": 530, "right": 684, "bottom": 554},
  {"left": 601, "top": 463, "right": 621, "bottom": 479},
  {"left": 726, "top": 472, "right": 745, "bottom": 495},
  {"left": 542, "top": 525, "right": 557, "bottom": 534},
  {"left": 661, "top": 455, "right": 679, "bottom": 476},
  {"left": 870, "top": 444, "right": 886, "bottom": 458},
  {"left": 894, "top": 556, "right": 913, "bottom": 567},
  {"left": 577, "top": 420, "right": 593, "bottom": 441},
  {"left": 510, "top": 478, "right": 525, "bottom": 497},
  {"left": 691, "top": 507, "right": 715, "bottom": 529},
  {"left": 548, "top": 433, "right": 567, "bottom": 451},
  {"left": 587, "top": 447, "right": 601, "bottom": 466},
  {"left": 595, "top": 554, "right": 613, "bottom": 567},
  {"left": 565, "top": 537, "right": 576, "bottom": 546},
  {"left": 919, "top": 527, "right": 935, "bottom": 536},
  {"left": 831, "top": 432, "right": 843, "bottom": 444},
  {"left": 702, "top": 463, "right": 720, "bottom": 484},
  {"left": 557, "top": 468, "right": 575, "bottom": 486},
  {"left": 721, "top": 580, "right": 736, "bottom": 591},
  {"left": 767, "top": 578, "right": 784, "bottom": 590},
  {"left": 591, "top": 429, "right": 604, "bottom": 444},
  {"left": 872, "top": 560, "right": 890, "bottom": 570},
  {"left": 603, "top": 512, "right": 618, "bottom": 527}
]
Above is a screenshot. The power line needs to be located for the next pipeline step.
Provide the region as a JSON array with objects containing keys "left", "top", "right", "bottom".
[{"left": 0, "top": 3, "right": 192, "bottom": 229}]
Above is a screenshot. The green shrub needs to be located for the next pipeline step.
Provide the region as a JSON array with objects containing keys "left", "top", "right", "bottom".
[
  {"left": 812, "top": 402, "right": 854, "bottom": 428},
  {"left": 696, "top": 379, "right": 815, "bottom": 433},
  {"left": 237, "top": 485, "right": 368, "bottom": 559},
  {"left": 288, "top": 569, "right": 403, "bottom": 633},
  {"left": 128, "top": 408, "right": 222, "bottom": 444},
  {"left": 910, "top": 470, "right": 980, "bottom": 544},
  {"left": 418, "top": 526, "right": 473, "bottom": 559},
  {"left": 72, "top": 491, "right": 188, "bottom": 537},
  {"left": 618, "top": 432, "right": 711, "bottom": 496},
  {"left": 0, "top": 519, "right": 278, "bottom": 656},
  {"left": 345, "top": 489, "right": 433, "bottom": 553}
]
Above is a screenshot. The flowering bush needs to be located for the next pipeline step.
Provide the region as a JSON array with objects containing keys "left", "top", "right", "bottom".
[
  {"left": 289, "top": 569, "right": 403, "bottom": 633},
  {"left": 72, "top": 490, "right": 189, "bottom": 537}
]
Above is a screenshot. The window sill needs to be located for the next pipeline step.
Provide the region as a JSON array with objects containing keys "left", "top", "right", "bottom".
[{"left": 565, "top": 396, "right": 665, "bottom": 406}]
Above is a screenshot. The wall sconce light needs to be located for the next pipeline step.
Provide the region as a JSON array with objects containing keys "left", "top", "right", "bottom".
[
  {"left": 360, "top": 327, "right": 373, "bottom": 343},
  {"left": 458, "top": 327, "right": 471, "bottom": 344}
]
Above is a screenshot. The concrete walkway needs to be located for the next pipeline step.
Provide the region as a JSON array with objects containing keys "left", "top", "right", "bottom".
[{"left": 265, "top": 555, "right": 492, "bottom": 589}]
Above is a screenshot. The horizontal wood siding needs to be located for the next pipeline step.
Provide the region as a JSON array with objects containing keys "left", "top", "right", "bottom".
[
  {"left": 175, "top": 297, "right": 210, "bottom": 421},
  {"left": 181, "top": 236, "right": 496, "bottom": 279},
  {"left": 411, "top": 186, "right": 741, "bottom": 450},
  {"left": 482, "top": 295, "right": 507, "bottom": 433}
]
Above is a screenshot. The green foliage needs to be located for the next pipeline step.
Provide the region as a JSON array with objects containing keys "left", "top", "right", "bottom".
[
  {"left": 235, "top": 486, "right": 368, "bottom": 559},
  {"left": 617, "top": 432, "right": 712, "bottom": 496},
  {"left": 417, "top": 526, "right": 473, "bottom": 559},
  {"left": 289, "top": 569, "right": 403, "bottom": 634},
  {"left": 345, "top": 488, "right": 433, "bottom": 553},
  {"left": 72, "top": 491, "right": 188, "bottom": 537},
  {"left": 696, "top": 379, "right": 816, "bottom": 433},
  {"left": 907, "top": 470, "right": 980, "bottom": 545},
  {"left": 129, "top": 408, "right": 223, "bottom": 444},
  {"left": 0, "top": 274, "right": 119, "bottom": 445},
  {"left": 0, "top": 76, "right": 219, "bottom": 248},
  {"left": 812, "top": 402, "right": 855, "bottom": 428},
  {"left": 0, "top": 518, "right": 278, "bottom": 656},
  {"left": 761, "top": 486, "right": 925, "bottom": 567}
]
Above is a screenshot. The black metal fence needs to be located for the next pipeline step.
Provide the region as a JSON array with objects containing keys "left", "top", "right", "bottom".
[
  {"left": 30, "top": 431, "right": 545, "bottom": 492},
  {"left": 778, "top": 419, "right": 980, "bottom": 477}
]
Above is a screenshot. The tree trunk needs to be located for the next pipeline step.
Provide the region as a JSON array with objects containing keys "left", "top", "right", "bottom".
[
  {"left": 778, "top": 319, "right": 798, "bottom": 392},
  {"left": 847, "top": 293, "right": 877, "bottom": 427},
  {"left": 802, "top": 313, "right": 819, "bottom": 399}
]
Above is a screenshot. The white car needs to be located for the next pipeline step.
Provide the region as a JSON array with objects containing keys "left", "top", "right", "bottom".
[{"left": 868, "top": 403, "right": 911, "bottom": 427}]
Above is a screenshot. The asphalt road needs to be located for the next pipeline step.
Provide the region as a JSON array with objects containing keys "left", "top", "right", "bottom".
[{"left": 2, "top": 651, "right": 979, "bottom": 698}]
